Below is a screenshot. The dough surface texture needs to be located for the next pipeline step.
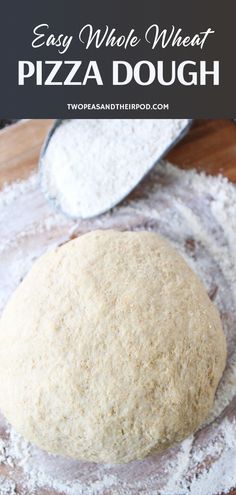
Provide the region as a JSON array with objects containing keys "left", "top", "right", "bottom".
[{"left": 0, "top": 230, "right": 226, "bottom": 463}]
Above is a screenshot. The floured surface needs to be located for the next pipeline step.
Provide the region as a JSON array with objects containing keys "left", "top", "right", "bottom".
[{"left": 0, "top": 162, "right": 235, "bottom": 494}]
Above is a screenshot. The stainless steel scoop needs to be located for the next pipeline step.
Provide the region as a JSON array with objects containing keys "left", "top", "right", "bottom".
[{"left": 39, "top": 119, "right": 193, "bottom": 220}]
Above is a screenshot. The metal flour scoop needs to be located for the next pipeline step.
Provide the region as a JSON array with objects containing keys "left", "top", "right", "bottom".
[{"left": 40, "top": 119, "right": 192, "bottom": 220}]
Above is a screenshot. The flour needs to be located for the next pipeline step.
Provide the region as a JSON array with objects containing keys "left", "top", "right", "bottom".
[
  {"left": 41, "top": 119, "right": 190, "bottom": 219},
  {"left": 0, "top": 477, "right": 16, "bottom": 495},
  {"left": 0, "top": 161, "right": 236, "bottom": 494}
]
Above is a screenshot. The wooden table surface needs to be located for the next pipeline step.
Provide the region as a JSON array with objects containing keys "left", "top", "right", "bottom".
[{"left": 0, "top": 118, "right": 235, "bottom": 495}]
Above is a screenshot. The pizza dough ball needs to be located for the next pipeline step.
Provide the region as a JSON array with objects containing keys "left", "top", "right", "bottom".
[{"left": 0, "top": 230, "right": 226, "bottom": 463}]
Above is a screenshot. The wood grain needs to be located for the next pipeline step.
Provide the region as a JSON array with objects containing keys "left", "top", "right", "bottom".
[
  {"left": 0, "top": 118, "right": 235, "bottom": 495},
  {"left": 0, "top": 119, "right": 53, "bottom": 188},
  {"left": 167, "top": 119, "right": 236, "bottom": 181}
]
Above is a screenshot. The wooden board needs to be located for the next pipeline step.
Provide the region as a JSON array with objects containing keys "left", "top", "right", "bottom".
[
  {"left": 0, "top": 119, "right": 53, "bottom": 188},
  {"left": 0, "top": 118, "right": 235, "bottom": 495},
  {"left": 168, "top": 119, "right": 236, "bottom": 181}
]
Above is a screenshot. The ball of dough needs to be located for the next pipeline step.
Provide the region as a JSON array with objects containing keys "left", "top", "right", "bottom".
[{"left": 0, "top": 230, "right": 226, "bottom": 463}]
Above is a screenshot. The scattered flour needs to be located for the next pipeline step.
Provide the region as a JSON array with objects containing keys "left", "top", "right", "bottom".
[
  {"left": 40, "top": 119, "right": 190, "bottom": 219},
  {"left": 0, "top": 477, "right": 16, "bottom": 495},
  {"left": 0, "top": 161, "right": 235, "bottom": 494}
]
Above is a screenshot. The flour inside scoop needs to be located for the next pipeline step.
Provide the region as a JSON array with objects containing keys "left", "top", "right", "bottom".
[
  {"left": 40, "top": 119, "right": 191, "bottom": 219},
  {"left": 0, "top": 161, "right": 235, "bottom": 494}
]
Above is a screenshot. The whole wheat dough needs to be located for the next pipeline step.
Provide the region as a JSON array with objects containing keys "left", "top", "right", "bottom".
[{"left": 0, "top": 230, "right": 226, "bottom": 463}]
